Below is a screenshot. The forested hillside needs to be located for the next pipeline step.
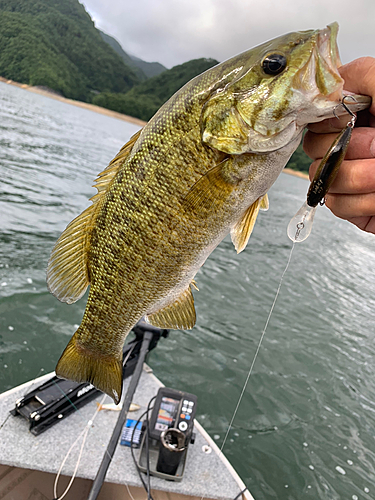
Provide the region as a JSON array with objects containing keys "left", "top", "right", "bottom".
[
  {"left": 93, "top": 57, "right": 219, "bottom": 121},
  {"left": 0, "top": 0, "right": 218, "bottom": 120},
  {"left": 0, "top": 0, "right": 140, "bottom": 100},
  {"left": 99, "top": 30, "right": 166, "bottom": 80}
]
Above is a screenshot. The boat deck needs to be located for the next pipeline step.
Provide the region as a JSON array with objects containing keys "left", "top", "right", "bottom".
[{"left": 0, "top": 365, "right": 253, "bottom": 500}]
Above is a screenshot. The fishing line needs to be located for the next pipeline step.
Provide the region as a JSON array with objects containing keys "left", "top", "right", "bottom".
[
  {"left": 199, "top": 241, "right": 297, "bottom": 500},
  {"left": 219, "top": 241, "right": 296, "bottom": 456},
  {"left": 53, "top": 392, "right": 107, "bottom": 500},
  {"left": 53, "top": 390, "right": 138, "bottom": 500}
]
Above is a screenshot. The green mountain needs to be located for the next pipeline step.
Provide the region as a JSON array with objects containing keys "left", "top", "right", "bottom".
[
  {"left": 92, "top": 57, "right": 219, "bottom": 121},
  {"left": 128, "top": 54, "right": 167, "bottom": 79},
  {"left": 0, "top": 0, "right": 140, "bottom": 100},
  {"left": 99, "top": 30, "right": 166, "bottom": 80}
]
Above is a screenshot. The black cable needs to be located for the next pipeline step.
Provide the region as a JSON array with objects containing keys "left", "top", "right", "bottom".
[
  {"left": 130, "top": 396, "right": 156, "bottom": 500},
  {"left": 145, "top": 419, "right": 151, "bottom": 499},
  {"left": 233, "top": 487, "right": 249, "bottom": 500},
  {"left": 144, "top": 395, "right": 156, "bottom": 500}
]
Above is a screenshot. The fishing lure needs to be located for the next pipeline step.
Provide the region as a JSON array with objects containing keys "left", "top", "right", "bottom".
[{"left": 287, "top": 96, "right": 357, "bottom": 242}]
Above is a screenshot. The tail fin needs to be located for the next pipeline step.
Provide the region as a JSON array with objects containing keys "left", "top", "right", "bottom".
[{"left": 55, "top": 333, "right": 123, "bottom": 404}]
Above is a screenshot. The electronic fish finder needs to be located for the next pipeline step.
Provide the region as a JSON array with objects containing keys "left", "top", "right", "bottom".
[
  {"left": 137, "top": 386, "right": 197, "bottom": 481},
  {"left": 149, "top": 387, "right": 197, "bottom": 439}
]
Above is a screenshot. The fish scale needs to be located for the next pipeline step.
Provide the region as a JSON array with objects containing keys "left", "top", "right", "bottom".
[{"left": 47, "top": 23, "right": 370, "bottom": 403}]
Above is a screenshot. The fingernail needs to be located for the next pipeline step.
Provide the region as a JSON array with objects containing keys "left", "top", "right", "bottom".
[
  {"left": 371, "top": 138, "right": 375, "bottom": 158},
  {"left": 328, "top": 118, "right": 345, "bottom": 132}
]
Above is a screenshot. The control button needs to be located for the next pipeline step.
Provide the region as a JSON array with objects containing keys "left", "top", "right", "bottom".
[
  {"left": 186, "top": 408, "right": 192, "bottom": 413},
  {"left": 180, "top": 414, "right": 185, "bottom": 419},
  {"left": 183, "top": 400, "right": 189, "bottom": 405},
  {"left": 185, "top": 415, "right": 191, "bottom": 420},
  {"left": 179, "top": 421, "right": 188, "bottom": 432},
  {"left": 182, "top": 407, "right": 188, "bottom": 413},
  {"left": 188, "top": 401, "right": 194, "bottom": 406}
]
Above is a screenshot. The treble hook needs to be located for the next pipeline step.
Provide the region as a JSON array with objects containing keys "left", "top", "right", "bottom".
[{"left": 333, "top": 95, "right": 357, "bottom": 127}]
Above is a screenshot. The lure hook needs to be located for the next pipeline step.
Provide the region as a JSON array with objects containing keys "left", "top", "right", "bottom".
[
  {"left": 333, "top": 95, "right": 357, "bottom": 127},
  {"left": 341, "top": 95, "right": 357, "bottom": 117}
]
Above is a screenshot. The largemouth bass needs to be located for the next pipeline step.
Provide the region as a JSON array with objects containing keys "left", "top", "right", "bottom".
[{"left": 47, "top": 23, "right": 369, "bottom": 403}]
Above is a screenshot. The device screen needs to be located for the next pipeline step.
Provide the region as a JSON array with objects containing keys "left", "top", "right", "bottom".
[{"left": 154, "top": 396, "right": 180, "bottom": 432}]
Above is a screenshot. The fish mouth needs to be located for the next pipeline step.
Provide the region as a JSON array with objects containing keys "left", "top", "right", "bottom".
[
  {"left": 315, "top": 22, "right": 343, "bottom": 100},
  {"left": 304, "top": 22, "right": 343, "bottom": 100},
  {"left": 294, "top": 23, "right": 344, "bottom": 125},
  {"left": 315, "top": 25, "right": 371, "bottom": 114},
  {"left": 295, "top": 23, "right": 371, "bottom": 123}
]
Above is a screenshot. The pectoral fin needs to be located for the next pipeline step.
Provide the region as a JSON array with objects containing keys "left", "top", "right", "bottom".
[
  {"left": 183, "top": 159, "right": 235, "bottom": 215},
  {"left": 231, "top": 195, "right": 267, "bottom": 253},
  {"left": 146, "top": 286, "right": 196, "bottom": 330}
]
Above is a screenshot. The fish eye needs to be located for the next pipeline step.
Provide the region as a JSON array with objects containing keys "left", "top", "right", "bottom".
[{"left": 262, "top": 54, "right": 287, "bottom": 76}]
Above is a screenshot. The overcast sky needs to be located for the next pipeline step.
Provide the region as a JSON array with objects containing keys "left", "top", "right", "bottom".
[{"left": 81, "top": 0, "right": 374, "bottom": 69}]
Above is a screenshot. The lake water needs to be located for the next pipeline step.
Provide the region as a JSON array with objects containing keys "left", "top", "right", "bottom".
[{"left": 1, "top": 81, "right": 375, "bottom": 500}]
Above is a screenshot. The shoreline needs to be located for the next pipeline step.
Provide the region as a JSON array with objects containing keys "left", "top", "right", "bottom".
[
  {"left": 0, "top": 77, "right": 146, "bottom": 127},
  {"left": 283, "top": 168, "right": 309, "bottom": 180},
  {"left": 1, "top": 77, "right": 310, "bottom": 180}
]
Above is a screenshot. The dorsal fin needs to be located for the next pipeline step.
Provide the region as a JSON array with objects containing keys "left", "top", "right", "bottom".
[
  {"left": 146, "top": 285, "right": 196, "bottom": 330},
  {"left": 90, "top": 128, "right": 142, "bottom": 203},
  {"left": 230, "top": 194, "right": 268, "bottom": 254},
  {"left": 47, "top": 205, "right": 95, "bottom": 304},
  {"left": 47, "top": 128, "right": 143, "bottom": 304}
]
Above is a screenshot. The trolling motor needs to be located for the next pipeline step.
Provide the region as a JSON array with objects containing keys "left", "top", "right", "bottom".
[
  {"left": 10, "top": 320, "right": 169, "bottom": 435},
  {"left": 136, "top": 386, "right": 197, "bottom": 481}
]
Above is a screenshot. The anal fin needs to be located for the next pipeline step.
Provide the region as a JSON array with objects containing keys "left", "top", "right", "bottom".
[{"left": 146, "top": 286, "right": 196, "bottom": 330}]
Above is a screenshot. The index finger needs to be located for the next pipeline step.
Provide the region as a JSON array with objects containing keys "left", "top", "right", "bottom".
[
  {"left": 338, "top": 57, "right": 375, "bottom": 116},
  {"left": 307, "top": 57, "right": 375, "bottom": 134}
]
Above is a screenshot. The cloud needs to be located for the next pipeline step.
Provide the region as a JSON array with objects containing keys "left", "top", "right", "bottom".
[{"left": 81, "top": 0, "right": 374, "bottom": 68}]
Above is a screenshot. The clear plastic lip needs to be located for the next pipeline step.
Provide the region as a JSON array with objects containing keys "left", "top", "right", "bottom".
[{"left": 287, "top": 202, "right": 318, "bottom": 243}]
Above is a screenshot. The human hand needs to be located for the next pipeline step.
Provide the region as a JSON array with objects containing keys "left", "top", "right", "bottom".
[{"left": 303, "top": 57, "right": 375, "bottom": 233}]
